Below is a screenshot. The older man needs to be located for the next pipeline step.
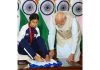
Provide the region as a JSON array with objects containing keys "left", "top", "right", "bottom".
[{"left": 54, "top": 11, "right": 81, "bottom": 63}]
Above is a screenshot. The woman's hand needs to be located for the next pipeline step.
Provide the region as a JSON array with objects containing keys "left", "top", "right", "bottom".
[{"left": 34, "top": 53, "right": 44, "bottom": 62}]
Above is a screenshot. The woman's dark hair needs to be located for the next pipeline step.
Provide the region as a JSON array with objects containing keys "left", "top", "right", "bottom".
[{"left": 29, "top": 13, "right": 39, "bottom": 21}]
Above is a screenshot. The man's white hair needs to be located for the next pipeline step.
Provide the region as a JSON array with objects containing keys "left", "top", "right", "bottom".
[
  {"left": 54, "top": 11, "right": 74, "bottom": 25},
  {"left": 55, "top": 11, "right": 67, "bottom": 21},
  {"left": 55, "top": 11, "right": 74, "bottom": 19}
]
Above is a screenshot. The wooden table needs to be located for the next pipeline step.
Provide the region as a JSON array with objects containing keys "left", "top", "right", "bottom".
[
  {"left": 18, "top": 62, "right": 82, "bottom": 70},
  {"left": 18, "top": 55, "right": 82, "bottom": 70},
  {"left": 18, "top": 50, "right": 82, "bottom": 70},
  {"left": 18, "top": 66, "right": 82, "bottom": 70}
]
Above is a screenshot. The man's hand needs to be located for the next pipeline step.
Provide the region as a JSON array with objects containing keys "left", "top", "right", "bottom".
[
  {"left": 45, "top": 55, "right": 50, "bottom": 62},
  {"left": 49, "top": 50, "right": 55, "bottom": 59},
  {"left": 67, "top": 53, "right": 74, "bottom": 64},
  {"left": 34, "top": 54, "right": 44, "bottom": 62}
]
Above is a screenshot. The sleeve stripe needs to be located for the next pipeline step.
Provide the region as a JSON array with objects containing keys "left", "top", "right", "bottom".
[{"left": 24, "top": 48, "right": 33, "bottom": 59}]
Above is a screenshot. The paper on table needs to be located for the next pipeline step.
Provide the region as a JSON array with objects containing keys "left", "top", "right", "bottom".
[{"left": 27, "top": 59, "right": 57, "bottom": 66}]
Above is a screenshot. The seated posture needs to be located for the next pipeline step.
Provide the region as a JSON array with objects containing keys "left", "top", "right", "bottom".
[
  {"left": 54, "top": 11, "right": 81, "bottom": 63},
  {"left": 18, "top": 13, "right": 50, "bottom": 62}
]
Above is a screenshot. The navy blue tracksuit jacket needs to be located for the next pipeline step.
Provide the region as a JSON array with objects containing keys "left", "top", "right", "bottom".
[{"left": 18, "top": 24, "right": 49, "bottom": 59}]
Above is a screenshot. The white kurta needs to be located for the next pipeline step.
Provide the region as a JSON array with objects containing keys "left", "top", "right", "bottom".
[{"left": 55, "top": 12, "right": 81, "bottom": 62}]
